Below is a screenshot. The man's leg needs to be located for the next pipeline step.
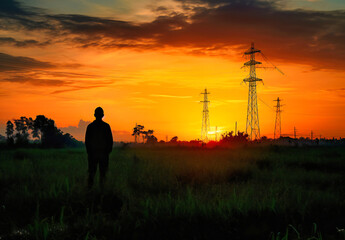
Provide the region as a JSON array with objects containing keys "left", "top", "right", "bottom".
[
  {"left": 99, "top": 154, "right": 109, "bottom": 190},
  {"left": 88, "top": 154, "right": 98, "bottom": 189}
]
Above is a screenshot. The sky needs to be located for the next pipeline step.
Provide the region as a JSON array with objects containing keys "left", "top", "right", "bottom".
[{"left": 0, "top": 0, "right": 344, "bottom": 141}]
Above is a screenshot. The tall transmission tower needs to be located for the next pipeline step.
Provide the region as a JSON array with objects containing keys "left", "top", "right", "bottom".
[
  {"left": 274, "top": 97, "right": 282, "bottom": 139},
  {"left": 243, "top": 43, "right": 262, "bottom": 140},
  {"left": 201, "top": 88, "right": 210, "bottom": 142}
]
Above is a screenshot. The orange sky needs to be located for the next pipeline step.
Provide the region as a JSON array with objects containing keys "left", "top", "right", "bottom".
[{"left": 0, "top": 0, "right": 344, "bottom": 141}]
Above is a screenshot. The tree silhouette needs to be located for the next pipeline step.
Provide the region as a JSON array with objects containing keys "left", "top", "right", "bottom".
[
  {"left": 7, "top": 115, "right": 81, "bottom": 148},
  {"left": 32, "top": 115, "right": 66, "bottom": 147},
  {"left": 170, "top": 136, "right": 178, "bottom": 143},
  {"left": 132, "top": 124, "right": 144, "bottom": 143},
  {"left": 6, "top": 120, "right": 14, "bottom": 146},
  {"left": 260, "top": 136, "right": 268, "bottom": 141},
  {"left": 146, "top": 134, "right": 158, "bottom": 144},
  {"left": 220, "top": 131, "right": 249, "bottom": 144},
  {"left": 14, "top": 117, "right": 30, "bottom": 146},
  {"left": 140, "top": 130, "right": 147, "bottom": 142},
  {"left": 132, "top": 125, "right": 157, "bottom": 143},
  {"left": 147, "top": 129, "right": 154, "bottom": 136},
  {"left": 141, "top": 129, "right": 155, "bottom": 143},
  {"left": 32, "top": 115, "right": 43, "bottom": 140},
  {"left": 32, "top": 115, "right": 52, "bottom": 141}
]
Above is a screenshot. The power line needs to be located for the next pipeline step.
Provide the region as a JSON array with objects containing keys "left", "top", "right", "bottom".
[
  {"left": 259, "top": 97, "right": 275, "bottom": 112},
  {"left": 260, "top": 52, "right": 285, "bottom": 75}
]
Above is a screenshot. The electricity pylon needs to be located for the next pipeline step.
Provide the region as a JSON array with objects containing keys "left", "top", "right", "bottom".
[
  {"left": 274, "top": 97, "right": 282, "bottom": 139},
  {"left": 201, "top": 88, "right": 210, "bottom": 142},
  {"left": 243, "top": 43, "right": 262, "bottom": 140},
  {"left": 294, "top": 126, "right": 297, "bottom": 139}
]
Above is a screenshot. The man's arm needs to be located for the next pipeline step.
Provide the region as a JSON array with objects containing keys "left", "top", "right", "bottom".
[
  {"left": 107, "top": 124, "right": 113, "bottom": 153},
  {"left": 85, "top": 125, "right": 91, "bottom": 154}
]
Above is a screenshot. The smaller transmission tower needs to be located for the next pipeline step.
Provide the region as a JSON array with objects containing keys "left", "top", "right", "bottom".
[
  {"left": 294, "top": 126, "right": 297, "bottom": 139},
  {"left": 274, "top": 97, "right": 282, "bottom": 139},
  {"left": 201, "top": 88, "right": 210, "bottom": 141}
]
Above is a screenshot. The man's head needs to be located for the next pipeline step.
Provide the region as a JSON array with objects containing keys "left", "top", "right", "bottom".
[{"left": 94, "top": 107, "right": 104, "bottom": 120}]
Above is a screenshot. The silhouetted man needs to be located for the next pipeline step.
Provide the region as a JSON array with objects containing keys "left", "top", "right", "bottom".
[{"left": 85, "top": 107, "right": 113, "bottom": 189}]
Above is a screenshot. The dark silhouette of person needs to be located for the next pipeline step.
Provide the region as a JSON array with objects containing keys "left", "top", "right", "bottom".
[{"left": 85, "top": 107, "right": 113, "bottom": 189}]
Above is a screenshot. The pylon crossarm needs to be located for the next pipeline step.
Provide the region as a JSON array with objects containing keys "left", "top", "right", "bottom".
[
  {"left": 243, "top": 77, "right": 262, "bottom": 82},
  {"left": 244, "top": 60, "right": 262, "bottom": 66},
  {"left": 244, "top": 49, "right": 261, "bottom": 55}
]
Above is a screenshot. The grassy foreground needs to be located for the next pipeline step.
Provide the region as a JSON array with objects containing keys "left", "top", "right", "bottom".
[{"left": 1, "top": 145, "right": 345, "bottom": 239}]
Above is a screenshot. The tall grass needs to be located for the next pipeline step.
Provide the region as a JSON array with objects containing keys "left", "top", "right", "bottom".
[{"left": 0, "top": 146, "right": 344, "bottom": 239}]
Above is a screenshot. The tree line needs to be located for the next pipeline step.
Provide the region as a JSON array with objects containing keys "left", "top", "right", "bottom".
[
  {"left": 5, "top": 115, "right": 82, "bottom": 148},
  {"left": 132, "top": 124, "right": 158, "bottom": 144}
]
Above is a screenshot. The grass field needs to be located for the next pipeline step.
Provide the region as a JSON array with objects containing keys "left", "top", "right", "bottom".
[{"left": 1, "top": 145, "right": 345, "bottom": 239}]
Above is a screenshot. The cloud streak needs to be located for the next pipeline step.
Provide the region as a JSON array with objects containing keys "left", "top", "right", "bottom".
[
  {"left": 1, "top": 75, "right": 67, "bottom": 86},
  {"left": 0, "top": 52, "right": 54, "bottom": 72},
  {"left": 0, "top": 53, "right": 115, "bottom": 94},
  {"left": 150, "top": 94, "right": 192, "bottom": 98},
  {"left": 51, "top": 84, "right": 112, "bottom": 94},
  {"left": 0, "top": 37, "right": 50, "bottom": 47}
]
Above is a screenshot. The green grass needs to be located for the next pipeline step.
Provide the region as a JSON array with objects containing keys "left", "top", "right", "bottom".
[{"left": 0, "top": 146, "right": 345, "bottom": 239}]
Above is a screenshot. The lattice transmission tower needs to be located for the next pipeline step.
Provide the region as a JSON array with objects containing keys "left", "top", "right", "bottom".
[
  {"left": 243, "top": 43, "right": 262, "bottom": 140},
  {"left": 274, "top": 97, "right": 282, "bottom": 139},
  {"left": 201, "top": 88, "right": 210, "bottom": 141}
]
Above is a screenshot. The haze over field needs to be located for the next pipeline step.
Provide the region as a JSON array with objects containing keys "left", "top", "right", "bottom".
[{"left": 0, "top": 0, "right": 344, "bottom": 141}]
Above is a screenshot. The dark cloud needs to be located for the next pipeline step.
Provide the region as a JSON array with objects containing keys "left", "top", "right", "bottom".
[
  {"left": 39, "top": 71, "right": 100, "bottom": 78},
  {"left": 0, "top": 54, "right": 114, "bottom": 91},
  {"left": 0, "top": 0, "right": 35, "bottom": 16},
  {"left": 0, "top": 52, "right": 54, "bottom": 72},
  {"left": 0, "top": 0, "right": 54, "bottom": 33},
  {"left": 1, "top": 0, "right": 344, "bottom": 70},
  {"left": 47, "top": 13, "right": 187, "bottom": 44},
  {"left": 0, "top": 72, "right": 114, "bottom": 92},
  {"left": 175, "top": 0, "right": 279, "bottom": 8},
  {"left": 154, "top": 6, "right": 169, "bottom": 12},
  {"left": 0, "top": 37, "right": 50, "bottom": 47},
  {"left": 1, "top": 75, "right": 67, "bottom": 86}
]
